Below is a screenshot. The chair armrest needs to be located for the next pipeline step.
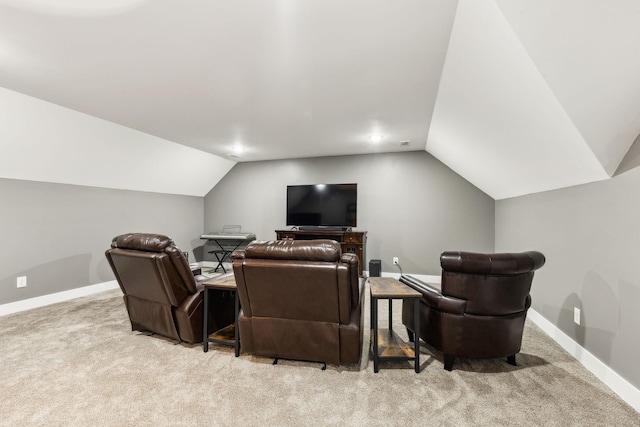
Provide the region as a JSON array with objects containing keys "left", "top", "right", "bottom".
[
  {"left": 340, "top": 253, "right": 360, "bottom": 308},
  {"left": 400, "top": 275, "right": 466, "bottom": 315}
]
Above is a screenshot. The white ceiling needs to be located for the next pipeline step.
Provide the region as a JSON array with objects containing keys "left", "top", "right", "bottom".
[{"left": 1, "top": 0, "right": 639, "bottom": 199}]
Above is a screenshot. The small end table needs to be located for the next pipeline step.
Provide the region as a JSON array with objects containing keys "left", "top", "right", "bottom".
[
  {"left": 369, "top": 277, "right": 421, "bottom": 373},
  {"left": 202, "top": 273, "right": 240, "bottom": 356}
]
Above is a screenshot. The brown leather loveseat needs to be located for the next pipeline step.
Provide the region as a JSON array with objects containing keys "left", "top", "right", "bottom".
[
  {"left": 401, "top": 251, "right": 545, "bottom": 371},
  {"left": 231, "top": 239, "right": 363, "bottom": 366},
  {"left": 105, "top": 233, "right": 233, "bottom": 344}
]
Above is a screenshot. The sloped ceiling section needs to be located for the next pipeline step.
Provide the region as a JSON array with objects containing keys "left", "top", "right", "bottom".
[
  {"left": 427, "top": 0, "right": 640, "bottom": 200},
  {"left": 496, "top": 0, "right": 640, "bottom": 177},
  {"left": 615, "top": 133, "right": 640, "bottom": 177},
  {"left": 1, "top": 1, "right": 639, "bottom": 200},
  {"left": 0, "top": 0, "right": 456, "bottom": 163},
  {"left": 0, "top": 87, "right": 235, "bottom": 197},
  {"left": 427, "top": 0, "right": 609, "bottom": 200}
]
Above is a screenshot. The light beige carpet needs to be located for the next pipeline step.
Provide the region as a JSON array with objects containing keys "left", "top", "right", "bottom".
[{"left": 0, "top": 286, "right": 638, "bottom": 426}]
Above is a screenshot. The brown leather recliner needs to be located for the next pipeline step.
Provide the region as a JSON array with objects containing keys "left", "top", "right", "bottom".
[
  {"left": 401, "top": 251, "right": 545, "bottom": 371},
  {"left": 231, "top": 239, "right": 363, "bottom": 366},
  {"left": 105, "top": 233, "right": 233, "bottom": 344}
]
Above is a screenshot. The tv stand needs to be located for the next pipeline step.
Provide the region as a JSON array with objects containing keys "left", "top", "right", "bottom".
[
  {"left": 298, "top": 226, "right": 351, "bottom": 232},
  {"left": 275, "top": 229, "right": 367, "bottom": 276}
]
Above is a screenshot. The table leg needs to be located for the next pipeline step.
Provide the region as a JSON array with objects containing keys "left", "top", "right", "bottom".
[
  {"left": 388, "top": 298, "right": 393, "bottom": 332},
  {"left": 212, "top": 239, "right": 246, "bottom": 272},
  {"left": 213, "top": 240, "right": 227, "bottom": 272},
  {"left": 373, "top": 296, "right": 379, "bottom": 373},
  {"left": 227, "top": 240, "right": 244, "bottom": 258},
  {"left": 203, "top": 288, "right": 209, "bottom": 353},
  {"left": 369, "top": 284, "right": 374, "bottom": 330},
  {"left": 234, "top": 289, "right": 240, "bottom": 357},
  {"left": 414, "top": 298, "right": 420, "bottom": 373}
]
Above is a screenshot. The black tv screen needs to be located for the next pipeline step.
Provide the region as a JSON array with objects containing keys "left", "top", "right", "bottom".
[{"left": 287, "top": 183, "right": 357, "bottom": 228}]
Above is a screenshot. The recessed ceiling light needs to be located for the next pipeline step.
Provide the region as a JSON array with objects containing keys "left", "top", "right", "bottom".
[{"left": 369, "top": 134, "right": 383, "bottom": 143}]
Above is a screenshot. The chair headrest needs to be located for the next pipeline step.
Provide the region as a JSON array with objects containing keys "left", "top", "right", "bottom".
[
  {"left": 441, "top": 251, "right": 545, "bottom": 275},
  {"left": 111, "top": 233, "right": 174, "bottom": 253},
  {"left": 242, "top": 239, "right": 341, "bottom": 262}
]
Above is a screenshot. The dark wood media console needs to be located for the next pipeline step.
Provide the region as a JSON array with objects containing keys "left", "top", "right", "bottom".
[{"left": 275, "top": 229, "right": 367, "bottom": 276}]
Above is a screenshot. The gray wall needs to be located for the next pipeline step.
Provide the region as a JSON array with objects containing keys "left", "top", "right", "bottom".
[
  {"left": 496, "top": 167, "right": 640, "bottom": 389},
  {"left": 0, "top": 178, "right": 203, "bottom": 305},
  {"left": 204, "top": 151, "right": 495, "bottom": 275}
]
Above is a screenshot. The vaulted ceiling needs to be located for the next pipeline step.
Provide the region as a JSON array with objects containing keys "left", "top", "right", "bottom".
[{"left": 1, "top": 0, "right": 639, "bottom": 199}]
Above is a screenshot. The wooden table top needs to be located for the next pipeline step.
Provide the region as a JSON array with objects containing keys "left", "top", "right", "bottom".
[
  {"left": 368, "top": 277, "right": 421, "bottom": 298},
  {"left": 202, "top": 273, "right": 237, "bottom": 290}
]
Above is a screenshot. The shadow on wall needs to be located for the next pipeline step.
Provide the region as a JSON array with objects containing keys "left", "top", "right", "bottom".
[
  {"left": 1, "top": 254, "right": 92, "bottom": 305},
  {"left": 96, "top": 256, "right": 116, "bottom": 282},
  {"left": 558, "top": 292, "right": 585, "bottom": 345},
  {"left": 190, "top": 239, "right": 205, "bottom": 263},
  {"left": 617, "top": 280, "right": 640, "bottom": 387},
  {"left": 614, "top": 133, "right": 640, "bottom": 176},
  {"left": 558, "top": 272, "right": 617, "bottom": 365}
]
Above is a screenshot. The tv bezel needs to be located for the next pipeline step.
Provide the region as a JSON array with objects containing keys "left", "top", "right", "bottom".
[{"left": 286, "top": 183, "right": 357, "bottom": 229}]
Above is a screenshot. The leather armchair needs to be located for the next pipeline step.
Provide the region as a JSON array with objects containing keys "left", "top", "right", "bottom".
[
  {"left": 401, "top": 251, "right": 545, "bottom": 371},
  {"left": 105, "top": 233, "right": 233, "bottom": 344},
  {"left": 231, "top": 239, "right": 363, "bottom": 366}
]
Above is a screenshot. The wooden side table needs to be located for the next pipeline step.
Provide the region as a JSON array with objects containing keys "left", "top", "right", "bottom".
[
  {"left": 369, "top": 277, "right": 421, "bottom": 373},
  {"left": 202, "top": 273, "right": 240, "bottom": 356}
]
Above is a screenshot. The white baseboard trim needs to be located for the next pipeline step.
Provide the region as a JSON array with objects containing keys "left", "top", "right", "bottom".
[
  {"left": 527, "top": 309, "right": 639, "bottom": 413},
  {"left": 199, "top": 261, "right": 219, "bottom": 268},
  {"left": 0, "top": 280, "right": 120, "bottom": 317}
]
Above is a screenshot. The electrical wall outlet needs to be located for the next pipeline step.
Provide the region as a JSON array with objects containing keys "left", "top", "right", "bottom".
[
  {"left": 393, "top": 257, "right": 399, "bottom": 265},
  {"left": 574, "top": 307, "right": 581, "bottom": 325},
  {"left": 17, "top": 276, "right": 27, "bottom": 288}
]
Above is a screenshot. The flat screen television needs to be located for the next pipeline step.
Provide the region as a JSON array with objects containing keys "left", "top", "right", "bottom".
[{"left": 286, "top": 183, "right": 357, "bottom": 229}]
